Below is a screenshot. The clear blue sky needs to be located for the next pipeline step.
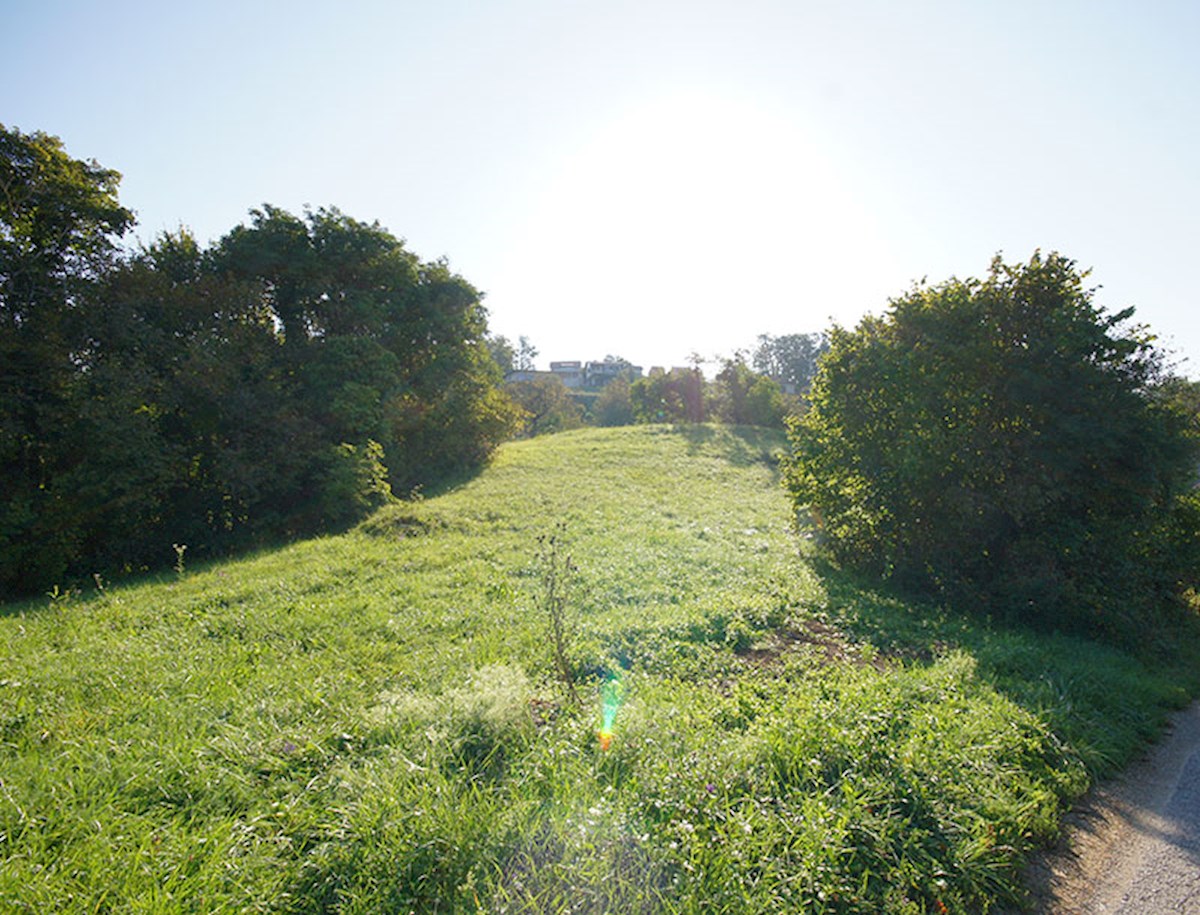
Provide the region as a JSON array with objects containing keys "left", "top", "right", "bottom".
[{"left": 5, "top": 0, "right": 1198, "bottom": 375}]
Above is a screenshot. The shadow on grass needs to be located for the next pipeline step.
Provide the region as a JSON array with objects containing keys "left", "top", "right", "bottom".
[
  {"left": 812, "top": 557, "right": 1200, "bottom": 779},
  {"left": 668, "top": 423, "right": 788, "bottom": 476},
  {"left": 401, "top": 458, "right": 494, "bottom": 502},
  {"left": 0, "top": 450, "right": 499, "bottom": 617}
]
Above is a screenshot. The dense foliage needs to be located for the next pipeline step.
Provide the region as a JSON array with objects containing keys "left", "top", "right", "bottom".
[
  {"left": 783, "top": 252, "right": 1200, "bottom": 640},
  {"left": 0, "top": 125, "right": 522, "bottom": 595}
]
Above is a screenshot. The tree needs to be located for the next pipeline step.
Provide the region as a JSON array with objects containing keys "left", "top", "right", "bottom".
[
  {"left": 0, "top": 125, "right": 135, "bottom": 327},
  {"left": 630, "top": 368, "right": 708, "bottom": 423},
  {"left": 712, "top": 358, "right": 786, "bottom": 427},
  {"left": 487, "top": 333, "right": 516, "bottom": 375},
  {"left": 593, "top": 376, "right": 635, "bottom": 426},
  {"left": 55, "top": 232, "right": 245, "bottom": 568},
  {"left": 0, "top": 125, "right": 136, "bottom": 591},
  {"left": 752, "top": 332, "right": 828, "bottom": 392},
  {"left": 212, "top": 206, "right": 523, "bottom": 493},
  {"left": 515, "top": 335, "right": 539, "bottom": 371},
  {"left": 783, "top": 252, "right": 1199, "bottom": 639},
  {"left": 386, "top": 337, "right": 524, "bottom": 487},
  {"left": 507, "top": 375, "right": 581, "bottom": 436}
]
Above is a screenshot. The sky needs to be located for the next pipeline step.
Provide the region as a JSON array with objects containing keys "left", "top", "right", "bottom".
[{"left": 5, "top": 0, "right": 1199, "bottom": 375}]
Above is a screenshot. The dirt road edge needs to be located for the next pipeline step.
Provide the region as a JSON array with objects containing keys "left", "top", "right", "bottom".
[{"left": 1012, "top": 700, "right": 1200, "bottom": 913}]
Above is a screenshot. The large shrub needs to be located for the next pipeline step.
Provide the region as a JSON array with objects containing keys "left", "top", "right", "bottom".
[{"left": 783, "top": 252, "right": 1199, "bottom": 639}]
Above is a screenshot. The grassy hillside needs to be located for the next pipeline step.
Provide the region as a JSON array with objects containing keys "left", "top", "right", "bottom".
[{"left": 1, "top": 425, "right": 1196, "bottom": 913}]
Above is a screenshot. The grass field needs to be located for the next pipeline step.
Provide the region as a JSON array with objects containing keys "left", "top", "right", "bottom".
[{"left": 1, "top": 424, "right": 1197, "bottom": 913}]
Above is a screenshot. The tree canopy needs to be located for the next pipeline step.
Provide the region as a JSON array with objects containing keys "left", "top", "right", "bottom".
[
  {"left": 752, "top": 332, "right": 828, "bottom": 393},
  {"left": 783, "top": 252, "right": 1200, "bottom": 640}
]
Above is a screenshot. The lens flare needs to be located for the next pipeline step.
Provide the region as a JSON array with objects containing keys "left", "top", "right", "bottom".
[{"left": 598, "top": 674, "right": 623, "bottom": 751}]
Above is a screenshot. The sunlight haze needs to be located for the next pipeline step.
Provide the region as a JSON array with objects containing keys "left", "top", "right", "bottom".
[{"left": 5, "top": 0, "right": 1197, "bottom": 374}]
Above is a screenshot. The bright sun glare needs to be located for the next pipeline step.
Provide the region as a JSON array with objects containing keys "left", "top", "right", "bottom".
[{"left": 493, "top": 89, "right": 900, "bottom": 364}]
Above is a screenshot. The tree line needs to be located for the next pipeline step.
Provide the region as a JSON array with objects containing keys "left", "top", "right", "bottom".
[
  {"left": 0, "top": 126, "right": 523, "bottom": 596},
  {"left": 499, "top": 334, "right": 828, "bottom": 437}
]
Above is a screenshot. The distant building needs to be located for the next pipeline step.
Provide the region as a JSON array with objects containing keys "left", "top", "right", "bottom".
[
  {"left": 584, "top": 360, "right": 642, "bottom": 388},
  {"left": 507, "top": 359, "right": 644, "bottom": 391},
  {"left": 549, "top": 361, "right": 584, "bottom": 388}
]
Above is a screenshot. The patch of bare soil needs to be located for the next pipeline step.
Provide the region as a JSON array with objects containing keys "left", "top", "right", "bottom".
[
  {"left": 738, "top": 617, "right": 876, "bottom": 668},
  {"left": 1006, "top": 701, "right": 1200, "bottom": 914}
]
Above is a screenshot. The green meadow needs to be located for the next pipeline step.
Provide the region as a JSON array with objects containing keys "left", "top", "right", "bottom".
[{"left": 2, "top": 425, "right": 1196, "bottom": 913}]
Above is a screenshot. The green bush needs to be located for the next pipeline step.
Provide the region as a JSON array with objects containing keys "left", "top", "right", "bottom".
[
  {"left": 783, "top": 252, "right": 1200, "bottom": 640},
  {"left": 316, "top": 440, "right": 394, "bottom": 528}
]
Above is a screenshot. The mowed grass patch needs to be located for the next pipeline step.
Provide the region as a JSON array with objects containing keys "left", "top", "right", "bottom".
[{"left": 1, "top": 424, "right": 1195, "bottom": 913}]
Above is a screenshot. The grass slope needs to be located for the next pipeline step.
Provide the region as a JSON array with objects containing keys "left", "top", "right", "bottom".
[{"left": 1, "top": 425, "right": 1196, "bottom": 913}]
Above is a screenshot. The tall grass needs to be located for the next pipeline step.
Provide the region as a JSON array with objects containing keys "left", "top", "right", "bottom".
[{"left": 1, "top": 425, "right": 1195, "bottom": 913}]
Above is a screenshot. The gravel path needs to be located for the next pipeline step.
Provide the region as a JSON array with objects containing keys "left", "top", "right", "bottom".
[{"left": 1015, "top": 701, "right": 1200, "bottom": 913}]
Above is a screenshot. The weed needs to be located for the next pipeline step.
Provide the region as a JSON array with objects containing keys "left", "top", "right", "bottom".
[
  {"left": 172, "top": 542, "right": 187, "bottom": 577},
  {"left": 536, "top": 523, "right": 580, "bottom": 704},
  {"left": 45, "top": 583, "right": 77, "bottom": 605}
]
